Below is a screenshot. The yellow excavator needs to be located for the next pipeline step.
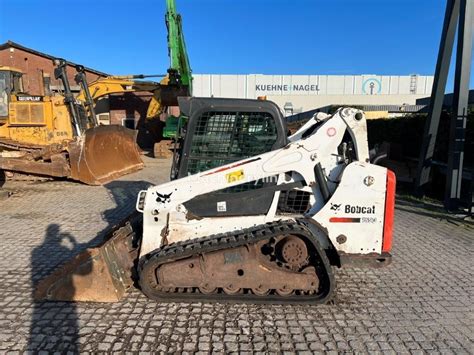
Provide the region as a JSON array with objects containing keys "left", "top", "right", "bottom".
[
  {"left": 0, "top": 58, "right": 188, "bottom": 185},
  {"left": 73, "top": 66, "right": 170, "bottom": 122},
  {"left": 0, "top": 62, "right": 147, "bottom": 185}
]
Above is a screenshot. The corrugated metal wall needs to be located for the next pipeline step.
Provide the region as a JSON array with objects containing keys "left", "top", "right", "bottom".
[
  {"left": 192, "top": 74, "right": 434, "bottom": 114},
  {"left": 193, "top": 74, "right": 434, "bottom": 97}
]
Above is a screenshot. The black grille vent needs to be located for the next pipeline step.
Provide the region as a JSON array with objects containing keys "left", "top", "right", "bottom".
[{"left": 278, "top": 190, "right": 311, "bottom": 214}]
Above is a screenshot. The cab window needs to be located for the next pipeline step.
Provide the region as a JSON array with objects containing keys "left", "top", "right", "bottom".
[
  {"left": 0, "top": 72, "right": 9, "bottom": 117},
  {"left": 187, "top": 111, "right": 278, "bottom": 174},
  {"left": 12, "top": 72, "right": 23, "bottom": 94}
]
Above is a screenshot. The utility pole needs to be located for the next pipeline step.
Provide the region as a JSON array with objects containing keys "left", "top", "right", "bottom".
[{"left": 415, "top": 0, "right": 473, "bottom": 210}]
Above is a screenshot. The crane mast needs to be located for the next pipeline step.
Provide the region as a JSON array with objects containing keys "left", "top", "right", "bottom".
[{"left": 166, "top": 0, "right": 192, "bottom": 94}]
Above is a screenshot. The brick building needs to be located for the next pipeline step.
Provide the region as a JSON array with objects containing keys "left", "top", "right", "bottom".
[
  {"left": 108, "top": 92, "right": 164, "bottom": 148},
  {"left": 0, "top": 40, "right": 162, "bottom": 148},
  {"left": 0, "top": 41, "right": 105, "bottom": 95}
]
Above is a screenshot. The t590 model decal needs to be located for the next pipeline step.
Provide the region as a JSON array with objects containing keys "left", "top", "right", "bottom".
[{"left": 329, "top": 217, "right": 361, "bottom": 223}]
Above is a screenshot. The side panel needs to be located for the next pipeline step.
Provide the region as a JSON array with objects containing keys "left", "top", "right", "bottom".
[
  {"left": 314, "top": 163, "right": 388, "bottom": 254},
  {"left": 49, "top": 96, "right": 75, "bottom": 142},
  {"left": 8, "top": 102, "right": 46, "bottom": 125},
  {"left": 0, "top": 96, "right": 73, "bottom": 146}
]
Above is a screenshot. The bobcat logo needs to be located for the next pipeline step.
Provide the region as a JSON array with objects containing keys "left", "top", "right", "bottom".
[
  {"left": 330, "top": 203, "right": 341, "bottom": 211},
  {"left": 156, "top": 192, "right": 173, "bottom": 203}
]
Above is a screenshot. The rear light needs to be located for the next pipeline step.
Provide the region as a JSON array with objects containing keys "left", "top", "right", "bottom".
[{"left": 382, "top": 170, "right": 396, "bottom": 252}]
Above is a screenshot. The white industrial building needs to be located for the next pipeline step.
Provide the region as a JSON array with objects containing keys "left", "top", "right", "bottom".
[{"left": 193, "top": 74, "right": 434, "bottom": 116}]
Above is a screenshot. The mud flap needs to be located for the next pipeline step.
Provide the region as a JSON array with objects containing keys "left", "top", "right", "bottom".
[
  {"left": 34, "top": 213, "right": 142, "bottom": 302},
  {"left": 68, "top": 125, "right": 144, "bottom": 185}
]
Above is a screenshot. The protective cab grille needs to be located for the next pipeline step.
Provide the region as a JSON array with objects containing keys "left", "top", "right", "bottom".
[{"left": 187, "top": 111, "right": 278, "bottom": 177}]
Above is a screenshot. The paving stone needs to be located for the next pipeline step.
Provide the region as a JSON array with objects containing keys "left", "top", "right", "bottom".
[{"left": 0, "top": 157, "right": 472, "bottom": 352}]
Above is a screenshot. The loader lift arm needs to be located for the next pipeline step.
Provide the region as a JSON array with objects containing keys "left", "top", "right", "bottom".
[
  {"left": 54, "top": 58, "right": 164, "bottom": 133},
  {"left": 74, "top": 69, "right": 188, "bottom": 124}
]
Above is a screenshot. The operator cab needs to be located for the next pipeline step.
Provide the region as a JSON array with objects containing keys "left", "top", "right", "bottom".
[
  {"left": 172, "top": 97, "right": 297, "bottom": 218},
  {"left": 172, "top": 96, "right": 288, "bottom": 179},
  {"left": 0, "top": 67, "right": 24, "bottom": 121}
]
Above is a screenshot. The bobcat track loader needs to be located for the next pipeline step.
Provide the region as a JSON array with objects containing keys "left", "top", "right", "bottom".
[{"left": 35, "top": 97, "right": 395, "bottom": 303}]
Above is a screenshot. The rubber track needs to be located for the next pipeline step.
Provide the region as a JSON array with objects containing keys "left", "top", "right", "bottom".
[{"left": 138, "top": 220, "right": 335, "bottom": 304}]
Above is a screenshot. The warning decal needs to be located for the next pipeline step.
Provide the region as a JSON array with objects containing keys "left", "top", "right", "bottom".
[{"left": 225, "top": 169, "right": 244, "bottom": 183}]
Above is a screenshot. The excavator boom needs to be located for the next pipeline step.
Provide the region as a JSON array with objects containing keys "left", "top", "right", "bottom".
[{"left": 166, "top": 0, "right": 192, "bottom": 92}]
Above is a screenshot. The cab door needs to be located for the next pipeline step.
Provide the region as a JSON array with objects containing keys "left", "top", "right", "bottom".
[
  {"left": 177, "top": 97, "right": 289, "bottom": 217},
  {"left": 0, "top": 71, "right": 10, "bottom": 122}
]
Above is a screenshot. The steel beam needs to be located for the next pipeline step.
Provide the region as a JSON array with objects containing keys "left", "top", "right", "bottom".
[
  {"left": 470, "top": 177, "right": 474, "bottom": 216},
  {"left": 444, "top": 0, "right": 473, "bottom": 209},
  {"left": 415, "top": 0, "right": 460, "bottom": 194}
]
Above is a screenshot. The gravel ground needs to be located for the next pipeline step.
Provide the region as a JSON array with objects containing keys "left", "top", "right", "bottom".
[{"left": 0, "top": 156, "right": 472, "bottom": 353}]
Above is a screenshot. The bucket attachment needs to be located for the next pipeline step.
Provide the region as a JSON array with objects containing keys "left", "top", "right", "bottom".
[
  {"left": 34, "top": 213, "right": 141, "bottom": 302},
  {"left": 68, "top": 125, "right": 144, "bottom": 185}
]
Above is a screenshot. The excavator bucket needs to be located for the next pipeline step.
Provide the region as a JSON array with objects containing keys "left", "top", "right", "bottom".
[
  {"left": 68, "top": 125, "right": 144, "bottom": 185},
  {"left": 34, "top": 213, "right": 141, "bottom": 302}
]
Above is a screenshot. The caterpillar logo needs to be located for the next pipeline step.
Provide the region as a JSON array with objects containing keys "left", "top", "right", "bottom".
[
  {"left": 345, "top": 204, "right": 376, "bottom": 214},
  {"left": 17, "top": 95, "right": 43, "bottom": 102}
]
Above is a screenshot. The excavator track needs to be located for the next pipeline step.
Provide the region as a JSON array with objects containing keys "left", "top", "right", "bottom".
[
  {"left": 0, "top": 138, "right": 68, "bottom": 182},
  {"left": 138, "top": 221, "right": 335, "bottom": 304},
  {"left": 0, "top": 138, "right": 45, "bottom": 152}
]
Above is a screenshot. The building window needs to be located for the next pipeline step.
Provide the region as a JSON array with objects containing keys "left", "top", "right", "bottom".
[
  {"left": 0, "top": 72, "right": 9, "bottom": 117},
  {"left": 283, "top": 102, "right": 293, "bottom": 117}
]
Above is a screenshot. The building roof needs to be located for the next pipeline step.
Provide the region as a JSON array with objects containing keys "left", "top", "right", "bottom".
[
  {"left": 416, "top": 89, "right": 474, "bottom": 106},
  {"left": 361, "top": 104, "right": 427, "bottom": 113},
  {"left": 0, "top": 40, "right": 109, "bottom": 77},
  {"left": 286, "top": 104, "right": 428, "bottom": 122}
]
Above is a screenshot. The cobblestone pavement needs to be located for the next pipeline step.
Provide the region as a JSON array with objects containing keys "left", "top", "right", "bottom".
[{"left": 0, "top": 156, "right": 472, "bottom": 353}]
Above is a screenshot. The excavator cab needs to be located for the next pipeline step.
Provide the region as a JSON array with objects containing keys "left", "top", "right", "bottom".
[
  {"left": 0, "top": 67, "right": 25, "bottom": 120},
  {"left": 0, "top": 70, "right": 9, "bottom": 119},
  {"left": 0, "top": 66, "right": 64, "bottom": 144}
]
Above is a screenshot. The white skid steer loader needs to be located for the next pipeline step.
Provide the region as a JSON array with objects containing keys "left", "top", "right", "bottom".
[{"left": 35, "top": 99, "right": 395, "bottom": 304}]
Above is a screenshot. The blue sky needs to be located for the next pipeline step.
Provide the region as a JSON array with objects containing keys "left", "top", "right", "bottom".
[{"left": 0, "top": 0, "right": 471, "bottom": 89}]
